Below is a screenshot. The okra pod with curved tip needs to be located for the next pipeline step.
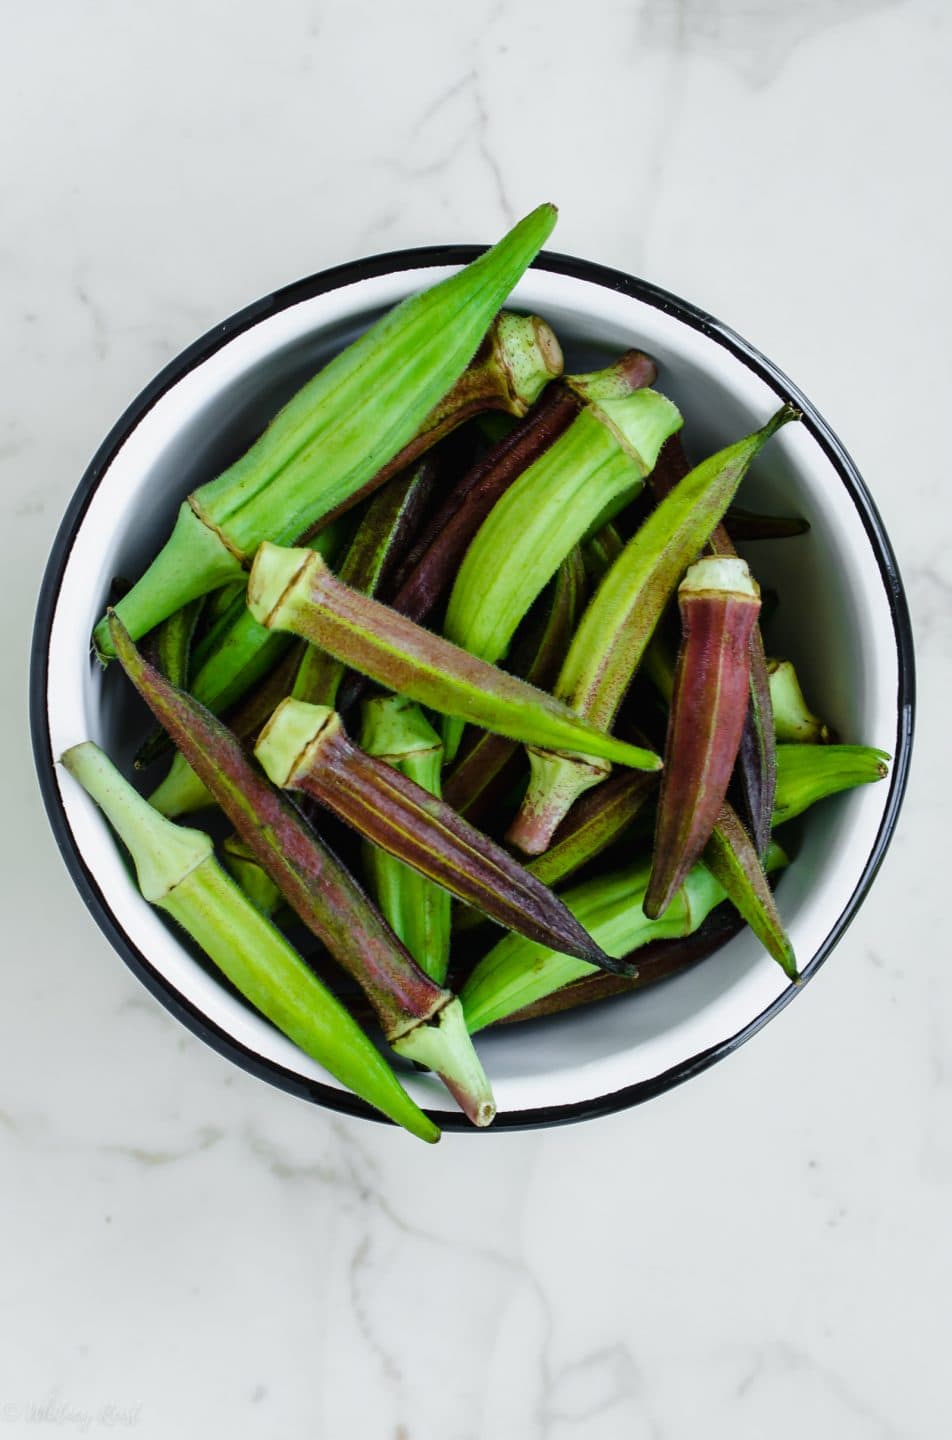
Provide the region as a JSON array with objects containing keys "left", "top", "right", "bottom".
[
  {"left": 60, "top": 743, "right": 439, "bottom": 1143},
  {"left": 106, "top": 612, "right": 496, "bottom": 1128},
  {"left": 255, "top": 697, "right": 623, "bottom": 972},
  {"left": 359, "top": 697, "right": 451, "bottom": 985},
  {"left": 461, "top": 844, "right": 789, "bottom": 1033},
  {"left": 293, "top": 460, "right": 437, "bottom": 708},
  {"left": 702, "top": 801, "right": 798, "bottom": 980},
  {"left": 772, "top": 744, "right": 889, "bottom": 825},
  {"left": 644, "top": 556, "right": 762, "bottom": 920},
  {"left": 441, "top": 384, "right": 682, "bottom": 759},
  {"left": 442, "top": 547, "right": 586, "bottom": 824},
  {"left": 92, "top": 204, "right": 559, "bottom": 658},
  {"left": 507, "top": 406, "right": 798, "bottom": 854},
  {"left": 246, "top": 544, "right": 662, "bottom": 772},
  {"left": 768, "top": 659, "right": 833, "bottom": 743}
]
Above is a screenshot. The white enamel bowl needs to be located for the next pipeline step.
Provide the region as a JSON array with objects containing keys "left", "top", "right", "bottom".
[{"left": 31, "top": 249, "right": 914, "bottom": 1130}]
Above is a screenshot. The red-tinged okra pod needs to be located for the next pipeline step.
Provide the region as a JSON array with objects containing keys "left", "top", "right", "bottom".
[
  {"left": 60, "top": 743, "right": 439, "bottom": 1142},
  {"left": 292, "top": 459, "right": 438, "bottom": 709},
  {"left": 106, "top": 612, "right": 496, "bottom": 1128},
  {"left": 254, "top": 697, "right": 624, "bottom": 973},
  {"left": 442, "top": 547, "right": 586, "bottom": 824},
  {"left": 246, "top": 544, "right": 662, "bottom": 773},
  {"left": 651, "top": 434, "right": 781, "bottom": 857},
  {"left": 494, "top": 908, "right": 745, "bottom": 1024},
  {"left": 644, "top": 555, "right": 763, "bottom": 920},
  {"left": 92, "top": 204, "right": 559, "bottom": 658},
  {"left": 702, "top": 801, "right": 798, "bottom": 979},
  {"left": 507, "top": 407, "right": 798, "bottom": 854}
]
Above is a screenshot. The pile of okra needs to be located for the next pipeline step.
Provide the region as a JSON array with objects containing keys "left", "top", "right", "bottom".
[{"left": 65, "top": 205, "right": 889, "bottom": 1140}]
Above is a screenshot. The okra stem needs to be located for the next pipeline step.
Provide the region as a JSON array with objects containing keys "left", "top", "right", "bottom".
[
  {"left": 60, "top": 743, "right": 439, "bottom": 1142},
  {"left": 247, "top": 545, "right": 662, "bottom": 772}
]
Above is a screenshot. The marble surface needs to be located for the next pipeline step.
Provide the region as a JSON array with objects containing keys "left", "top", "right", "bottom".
[{"left": 2, "top": 2, "right": 947, "bottom": 1436}]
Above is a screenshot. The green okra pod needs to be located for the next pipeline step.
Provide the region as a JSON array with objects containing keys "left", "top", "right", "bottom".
[
  {"left": 442, "top": 547, "right": 586, "bottom": 824},
  {"left": 255, "top": 698, "right": 622, "bottom": 972},
  {"left": 294, "top": 461, "right": 437, "bottom": 709},
  {"left": 507, "top": 406, "right": 798, "bottom": 854},
  {"left": 772, "top": 744, "right": 889, "bottom": 825},
  {"left": 220, "top": 833, "right": 284, "bottom": 918},
  {"left": 106, "top": 612, "right": 496, "bottom": 1128},
  {"left": 702, "top": 802, "right": 798, "bottom": 980},
  {"left": 461, "top": 844, "right": 789, "bottom": 1033},
  {"left": 246, "top": 544, "right": 662, "bottom": 773},
  {"left": 441, "top": 381, "right": 682, "bottom": 759},
  {"left": 92, "top": 205, "right": 559, "bottom": 658},
  {"left": 359, "top": 697, "right": 451, "bottom": 985},
  {"left": 494, "top": 908, "right": 745, "bottom": 1025},
  {"left": 768, "top": 659, "right": 833, "bottom": 743},
  {"left": 60, "top": 742, "right": 439, "bottom": 1142},
  {"left": 644, "top": 556, "right": 763, "bottom": 919}
]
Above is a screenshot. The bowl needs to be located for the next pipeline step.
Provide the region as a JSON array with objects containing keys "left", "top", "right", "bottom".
[{"left": 31, "top": 247, "right": 915, "bottom": 1131}]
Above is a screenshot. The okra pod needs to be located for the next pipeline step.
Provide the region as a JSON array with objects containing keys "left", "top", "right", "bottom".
[
  {"left": 768, "top": 659, "right": 833, "bottom": 743},
  {"left": 495, "top": 908, "right": 745, "bottom": 1024},
  {"left": 507, "top": 407, "right": 797, "bottom": 853},
  {"left": 644, "top": 556, "right": 762, "bottom": 919},
  {"left": 106, "top": 613, "right": 496, "bottom": 1127},
  {"left": 441, "top": 383, "right": 682, "bottom": 759},
  {"left": 359, "top": 697, "right": 451, "bottom": 984},
  {"left": 220, "top": 833, "right": 284, "bottom": 918},
  {"left": 92, "top": 204, "right": 559, "bottom": 657},
  {"left": 246, "top": 544, "right": 662, "bottom": 772},
  {"left": 772, "top": 744, "right": 889, "bottom": 825},
  {"left": 255, "top": 698, "right": 622, "bottom": 971},
  {"left": 293, "top": 461, "right": 437, "bottom": 709},
  {"left": 384, "top": 351, "right": 656, "bottom": 633},
  {"left": 702, "top": 802, "right": 798, "bottom": 979},
  {"left": 60, "top": 742, "right": 439, "bottom": 1142},
  {"left": 442, "top": 547, "right": 586, "bottom": 823},
  {"left": 461, "top": 845, "right": 788, "bottom": 1033}
]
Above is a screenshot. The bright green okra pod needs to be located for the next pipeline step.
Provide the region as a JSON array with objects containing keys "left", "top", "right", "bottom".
[
  {"left": 92, "top": 204, "right": 558, "bottom": 658},
  {"left": 461, "top": 844, "right": 789, "bottom": 1033},
  {"left": 360, "top": 697, "right": 451, "bottom": 984},
  {"left": 440, "top": 384, "right": 683, "bottom": 759},
  {"left": 60, "top": 743, "right": 438, "bottom": 1142},
  {"left": 772, "top": 744, "right": 889, "bottom": 824}
]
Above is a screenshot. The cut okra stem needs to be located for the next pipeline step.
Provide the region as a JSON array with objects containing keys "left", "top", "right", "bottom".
[
  {"left": 60, "top": 742, "right": 439, "bottom": 1142},
  {"left": 441, "top": 382, "right": 683, "bottom": 759},
  {"left": 507, "top": 406, "right": 798, "bottom": 854},
  {"left": 461, "top": 844, "right": 789, "bottom": 1032},
  {"left": 106, "top": 612, "right": 496, "bottom": 1128},
  {"left": 644, "top": 556, "right": 762, "bottom": 919},
  {"left": 246, "top": 544, "right": 662, "bottom": 772},
  {"left": 92, "top": 204, "right": 559, "bottom": 657},
  {"left": 359, "top": 697, "right": 451, "bottom": 985},
  {"left": 255, "top": 698, "right": 623, "bottom": 972}
]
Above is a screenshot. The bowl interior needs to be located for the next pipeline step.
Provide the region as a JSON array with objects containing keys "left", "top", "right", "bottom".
[{"left": 40, "top": 261, "right": 904, "bottom": 1124}]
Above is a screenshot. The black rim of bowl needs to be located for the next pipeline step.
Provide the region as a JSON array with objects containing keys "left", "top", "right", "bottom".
[{"left": 30, "top": 247, "right": 916, "bottom": 1133}]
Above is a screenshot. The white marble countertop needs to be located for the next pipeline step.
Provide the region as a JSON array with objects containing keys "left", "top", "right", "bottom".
[{"left": 2, "top": 2, "right": 947, "bottom": 1436}]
